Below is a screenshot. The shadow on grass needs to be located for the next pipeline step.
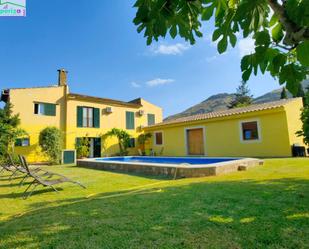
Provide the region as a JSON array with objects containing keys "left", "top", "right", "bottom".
[
  {"left": 0, "top": 188, "right": 64, "bottom": 199},
  {"left": 0, "top": 181, "right": 33, "bottom": 188},
  {"left": 0, "top": 175, "right": 25, "bottom": 181},
  {"left": 0, "top": 178, "right": 308, "bottom": 249}
]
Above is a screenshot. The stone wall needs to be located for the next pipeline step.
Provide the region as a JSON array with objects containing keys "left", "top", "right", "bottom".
[{"left": 77, "top": 158, "right": 263, "bottom": 179}]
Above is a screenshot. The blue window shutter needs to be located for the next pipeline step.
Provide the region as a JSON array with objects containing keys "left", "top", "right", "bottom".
[
  {"left": 93, "top": 108, "right": 100, "bottom": 128},
  {"left": 77, "top": 107, "right": 83, "bottom": 127}
]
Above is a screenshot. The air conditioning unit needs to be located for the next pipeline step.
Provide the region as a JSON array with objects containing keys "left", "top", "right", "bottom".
[
  {"left": 138, "top": 110, "right": 144, "bottom": 116},
  {"left": 105, "top": 107, "right": 113, "bottom": 114}
]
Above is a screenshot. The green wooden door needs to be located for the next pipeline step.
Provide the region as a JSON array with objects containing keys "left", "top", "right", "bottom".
[{"left": 63, "top": 151, "right": 75, "bottom": 164}]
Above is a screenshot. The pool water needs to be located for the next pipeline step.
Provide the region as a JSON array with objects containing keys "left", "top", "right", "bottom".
[{"left": 95, "top": 156, "right": 238, "bottom": 165}]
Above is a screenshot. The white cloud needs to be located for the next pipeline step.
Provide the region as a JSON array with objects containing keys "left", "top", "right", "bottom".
[
  {"left": 146, "top": 78, "right": 174, "bottom": 87},
  {"left": 204, "top": 33, "right": 219, "bottom": 48},
  {"left": 151, "top": 43, "right": 190, "bottom": 55},
  {"left": 205, "top": 55, "right": 218, "bottom": 62},
  {"left": 131, "top": 81, "right": 140, "bottom": 88},
  {"left": 205, "top": 51, "right": 228, "bottom": 63},
  {"left": 238, "top": 37, "right": 255, "bottom": 57}
]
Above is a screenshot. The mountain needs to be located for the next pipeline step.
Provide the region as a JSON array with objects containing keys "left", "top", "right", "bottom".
[
  {"left": 165, "top": 80, "right": 309, "bottom": 121},
  {"left": 165, "top": 93, "right": 236, "bottom": 121},
  {"left": 252, "top": 88, "right": 293, "bottom": 104}
]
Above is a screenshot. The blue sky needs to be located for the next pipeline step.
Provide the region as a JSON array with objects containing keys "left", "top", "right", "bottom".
[{"left": 0, "top": 0, "right": 280, "bottom": 117}]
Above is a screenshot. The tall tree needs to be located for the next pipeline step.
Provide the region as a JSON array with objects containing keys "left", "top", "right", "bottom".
[
  {"left": 0, "top": 103, "right": 26, "bottom": 156},
  {"left": 229, "top": 80, "right": 253, "bottom": 108},
  {"left": 297, "top": 89, "right": 309, "bottom": 145},
  {"left": 280, "top": 87, "right": 288, "bottom": 99},
  {"left": 133, "top": 0, "right": 309, "bottom": 95}
]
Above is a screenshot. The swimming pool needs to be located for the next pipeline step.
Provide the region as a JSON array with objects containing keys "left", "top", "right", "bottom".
[
  {"left": 95, "top": 156, "right": 238, "bottom": 165},
  {"left": 78, "top": 156, "right": 263, "bottom": 178}
]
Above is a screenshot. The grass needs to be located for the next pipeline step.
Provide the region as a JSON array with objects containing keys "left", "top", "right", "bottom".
[{"left": 0, "top": 158, "right": 308, "bottom": 249}]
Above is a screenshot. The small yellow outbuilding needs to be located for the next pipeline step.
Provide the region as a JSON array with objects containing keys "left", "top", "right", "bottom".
[{"left": 145, "top": 98, "right": 306, "bottom": 158}]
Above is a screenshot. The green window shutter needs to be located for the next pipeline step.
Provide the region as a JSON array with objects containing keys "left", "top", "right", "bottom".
[
  {"left": 126, "top": 112, "right": 130, "bottom": 129},
  {"left": 131, "top": 112, "right": 135, "bottom": 129},
  {"left": 77, "top": 107, "right": 83, "bottom": 127},
  {"left": 44, "top": 103, "right": 56, "bottom": 116},
  {"left": 147, "top": 114, "right": 155, "bottom": 126},
  {"left": 15, "top": 139, "right": 22, "bottom": 147},
  {"left": 126, "top": 111, "right": 135, "bottom": 130},
  {"left": 93, "top": 108, "right": 100, "bottom": 128},
  {"left": 75, "top": 137, "right": 81, "bottom": 147}
]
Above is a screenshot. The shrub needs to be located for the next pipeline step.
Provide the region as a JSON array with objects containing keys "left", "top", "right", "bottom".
[
  {"left": 76, "top": 137, "right": 90, "bottom": 159},
  {"left": 39, "top": 127, "right": 62, "bottom": 164}
]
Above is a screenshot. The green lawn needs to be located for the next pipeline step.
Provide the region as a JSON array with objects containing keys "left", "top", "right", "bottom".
[{"left": 0, "top": 159, "right": 308, "bottom": 249}]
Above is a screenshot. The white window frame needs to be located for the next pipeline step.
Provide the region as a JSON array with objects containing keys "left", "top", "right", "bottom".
[
  {"left": 38, "top": 103, "right": 45, "bottom": 115},
  {"left": 82, "top": 107, "right": 94, "bottom": 128},
  {"left": 184, "top": 126, "right": 207, "bottom": 156},
  {"left": 34, "top": 102, "right": 57, "bottom": 116},
  {"left": 21, "top": 138, "right": 30, "bottom": 147},
  {"left": 15, "top": 137, "right": 30, "bottom": 147},
  {"left": 34, "top": 103, "right": 45, "bottom": 115},
  {"left": 239, "top": 119, "right": 262, "bottom": 143},
  {"left": 154, "top": 131, "right": 164, "bottom": 146}
]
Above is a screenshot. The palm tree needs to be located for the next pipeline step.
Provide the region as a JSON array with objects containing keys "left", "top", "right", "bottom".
[
  {"left": 137, "top": 133, "right": 152, "bottom": 155},
  {"left": 103, "top": 128, "right": 131, "bottom": 156}
]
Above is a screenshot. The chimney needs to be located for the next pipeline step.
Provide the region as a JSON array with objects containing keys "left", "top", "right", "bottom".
[{"left": 58, "top": 69, "right": 68, "bottom": 86}]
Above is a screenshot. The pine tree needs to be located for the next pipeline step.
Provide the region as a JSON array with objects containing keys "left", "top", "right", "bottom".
[
  {"left": 228, "top": 81, "right": 253, "bottom": 109},
  {"left": 280, "top": 87, "right": 288, "bottom": 99},
  {"left": 297, "top": 90, "right": 309, "bottom": 145},
  {"left": 0, "top": 103, "right": 25, "bottom": 156}
]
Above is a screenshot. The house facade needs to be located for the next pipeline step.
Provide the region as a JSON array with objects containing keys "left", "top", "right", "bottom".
[
  {"left": 144, "top": 98, "right": 306, "bottom": 158},
  {"left": 1, "top": 69, "right": 162, "bottom": 162}
]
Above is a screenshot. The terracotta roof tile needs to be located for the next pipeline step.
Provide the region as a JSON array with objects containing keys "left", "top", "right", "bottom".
[
  {"left": 146, "top": 98, "right": 299, "bottom": 128},
  {"left": 68, "top": 93, "right": 142, "bottom": 108}
]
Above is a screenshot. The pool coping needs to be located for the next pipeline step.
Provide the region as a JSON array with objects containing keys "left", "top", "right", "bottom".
[
  {"left": 80, "top": 156, "right": 255, "bottom": 168},
  {"left": 77, "top": 156, "right": 264, "bottom": 178}
]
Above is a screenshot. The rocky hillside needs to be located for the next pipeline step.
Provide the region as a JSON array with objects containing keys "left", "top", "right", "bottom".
[
  {"left": 165, "top": 80, "right": 309, "bottom": 121},
  {"left": 165, "top": 93, "right": 236, "bottom": 121}
]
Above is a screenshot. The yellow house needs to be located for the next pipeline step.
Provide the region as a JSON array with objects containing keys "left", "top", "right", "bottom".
[
  {"left": 1, "top": 69, "right": 162, "bottom": 162},
  {"left": 145, "top": 98, "right": 306, "bottom": 158}
]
